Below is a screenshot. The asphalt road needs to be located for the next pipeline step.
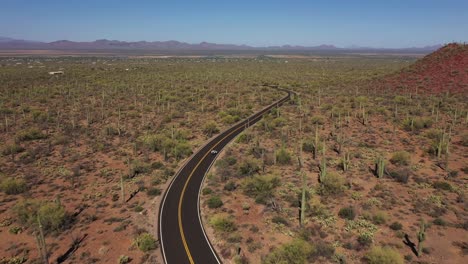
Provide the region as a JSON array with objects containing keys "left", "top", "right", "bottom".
[{"left": 159, "top": 88, "right": 292, "bottom": 264}]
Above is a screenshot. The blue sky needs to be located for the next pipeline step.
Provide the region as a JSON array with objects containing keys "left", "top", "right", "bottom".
[{"left": 1, "top": 0, "right": 467, "bottom": 48}]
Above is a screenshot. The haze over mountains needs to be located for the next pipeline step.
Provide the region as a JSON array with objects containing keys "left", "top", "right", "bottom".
[{"left": 0, "top": 36, "right": 443, "bottom": 52}]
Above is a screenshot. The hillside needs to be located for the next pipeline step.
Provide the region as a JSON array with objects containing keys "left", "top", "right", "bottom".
[{"left": 375, "top": 43, "right": 468, "bottom": 94}]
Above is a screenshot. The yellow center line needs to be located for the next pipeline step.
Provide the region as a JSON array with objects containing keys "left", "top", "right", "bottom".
[{"left": 178, "top": 124, "right": 245, "bottom": 264}]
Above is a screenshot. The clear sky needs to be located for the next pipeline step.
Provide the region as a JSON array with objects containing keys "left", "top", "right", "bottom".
[{"left": 1, "top": 0, "right": 467, "bottom": 48}]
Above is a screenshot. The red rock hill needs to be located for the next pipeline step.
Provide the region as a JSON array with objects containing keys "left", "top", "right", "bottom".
[{"left": 376, "top": 43, "right": 468, "bottom": 94}]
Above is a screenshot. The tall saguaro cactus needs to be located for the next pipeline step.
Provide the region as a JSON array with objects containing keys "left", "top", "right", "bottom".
[
  {"left": 417, "top": 220, "right": 426, "bottom": 257},
  {"left": 375, "top": 156, "right": 385, "bottom": 178},
  {"left": 300, "top": 171, "right": 307, "bottom": 227}
]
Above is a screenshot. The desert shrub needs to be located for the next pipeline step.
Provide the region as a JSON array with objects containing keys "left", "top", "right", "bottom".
[
  {"left": 202, "top": 188, "right": 213, "bottom": 195},
  {"left": 318, "top": 172, "right": 346, "bottom": 196},
  {"left": 311, "top": 115, "right": 325, "bottom": 125},
  {"left": 0, "top": 178, "right": 28, "bottom": 195},
  {"left": 238, "top": 159, "right": 260, "bottom": 176},
  {"left": 14, "top": 200, "right": 68, "bottom": 232},
  {"left": 224, "top": 181, "right": 236, "bottom": 191},
  {"left": 272, "top": 216, "right": 289, "bottom": 226},
  {"left": 433, "top": 217, "right": 447, "bottom": 226},
  {"left": 275, "top": 147, "right": 291, "bottom": 165},
  {"left": 16, "top": 128, "right": 46, "bottom": 141},
  {"left": 134, "top": 233, "right": 157, "bottom": 252},
  {"left": 1, "top": 144, "right": 25, "bottom": 156},
  {"left": 203, "top": 121, "right": 219, "bottom": 137},
  {"left": 173, "top": 142, "right": 192, "bottom": 159},
  {"left": 129, "top": 160, "right": 152, "bottom": 175},
  {"left": 146, "top": 187, "right": 161, "bottom": 196},
  {"left": 242, "top": 175, "right": 280, "bottom": 204},
  {"left": 432, "top": 181, "right": 452, "bottom": 191},
  {"left": 262, "top": 239, "right": 315, "bottom": 264},
  {"left": 365, "top": 246, "right": 404, "bottom": 264},
  {"left": 118, "top": 255, "right": 131, "bottom": 264},
  {"left": 372, "top": 211, "right": 388, "bottom": 225},
  {"left": 207, "top": 196, "right": 223, "bottom": 209},
  {"left": 338, "top": 206, "right": 356, "bottom": 220},
  {"left": 210, "top": 216, "right": 237, "bottom": 233},
  {"left": 357, "top": 232, "right": 374, "bottom": 247},
  {"left": 402, "top": 117, "right": 432, "bottom": 131},
  {"left": 390, "top": 151, "right": 411, "bottom": 166},
  {"left": 388, "top": 167, "right": 411, "bottom": 183},
  {"left": 312, "top": 241, "right": 335, "bottom": 260},
  {"left": 236, "top": 133, "right": 253, "bottom": 143},
  {"left": 389, "top": 221, "right": 403, "bottom": 230}
]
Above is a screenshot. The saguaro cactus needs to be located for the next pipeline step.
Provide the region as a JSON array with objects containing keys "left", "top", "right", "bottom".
[
  {"left": 375, "top": 156, "right": 385, "bottom": 178},
  {"left": 319, "top": 145, "right": 327, "bottom": 183},
  {"left": 417, "top": 220, "right": 426, "bottom": 257},
  {"left": 300, "top": 171, "right": 307, "bottom": 227},
  {"left": 342, "top": 151, "right": 351, "bottom": 172}
]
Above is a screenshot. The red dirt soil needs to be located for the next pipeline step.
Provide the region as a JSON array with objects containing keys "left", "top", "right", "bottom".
[{"left": 374, "top": 43, "right": 468, "bottom": 94}]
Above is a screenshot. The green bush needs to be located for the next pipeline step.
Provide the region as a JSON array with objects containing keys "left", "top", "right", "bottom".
[
  {"left": 390, "top": 151, "right": 411, "bottom": 166},
  {"left": 311, "top": 115, "right": 325, "bottom": 125},
  {"left": 203, "top": 121, "right": 219, "bottom": 137},
  {"left": 319, "top": 172, "right": 346, "bottom": 196},
  {"left": 433, "top": 217, "right": 447, "bottom": 226},
  {"left": 372, "top": 211, "right": 388, "bottom": 225},
  {"left": 432, "top": 181, "right": 452, "bottom": 191},
  {"left": 1, "top": 144, "right": 25, "bottom": 156},
  {"left": 263, "top": 239, "right": 315, "bottom": 264},
  {"left": 210, "top": 216, "right": 237, "bottom": 233},
  {"left": 16, "top": 128, "right": 46, "bottom": 141},
  {"left": 357, "top": 232, "right": 374, "bottom": 247},
  {"left": 173, "top": 142, "right": 192, "bottom": 159},
  {"left": 135, "top": 233, "right": 157, "bottom": 252},
  {"left": 238, "top": 159, "right": 260, "bottom": 176},
  {"left": 389, "top": 221, "right": 402, "bottom": 230},
  {"left": 0, "top": 178, "right": 28, "bottom": 195},
  {"left": 202, "top": 188, "right": 213, "bottom": 195},
  {"left": 118, "top": 255, "right": 131, "bottom": 264},
  {"left": 365, "top": 246, "right": 404, "bottom": 264},
  {"left": 224, "top": 181, "right": 236, "bottom": 191},
  {"left": 146, "top": 187, "right": 161, "bottom": 196},
  {"left": 402, "top": 117, "right": 432, "bottom": 131},
  {"left": 272, "top": 216, "right": 289, "bottom": 226},
  {"left": 338, "top": 206, "right": 356, "bottom": 220},
  {"left": 243, "top": 175, "right": 280, "bottom": 204},
  {"left": 207, "top": 196, "right": 223, "bottom": 209},
  {"left": 276, "top": 148, "right": 292, "bottom": 165},
  {"left": 14, "top": 199, "right": 68, "bottom": 232}
]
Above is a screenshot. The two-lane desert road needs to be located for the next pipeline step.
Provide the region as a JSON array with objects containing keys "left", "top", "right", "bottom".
[{"left": 158, "top": 87, "right": 292, "bottom": 264}]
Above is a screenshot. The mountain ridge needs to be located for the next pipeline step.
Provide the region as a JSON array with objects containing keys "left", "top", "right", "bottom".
[{"left": 0, "top": 36, "right": 444, "bottom": 52}]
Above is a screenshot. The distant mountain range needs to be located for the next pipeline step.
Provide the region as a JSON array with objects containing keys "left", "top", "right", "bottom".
[{"left": 0, "top": 36, "right": 443, "bottom": 53}]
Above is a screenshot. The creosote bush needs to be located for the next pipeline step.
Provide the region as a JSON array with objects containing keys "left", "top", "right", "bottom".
[
  {"left": 242, "top": 174, "right": 280, "bottom": 204},
  {"left": 275, "top": 147, "right": 292, "bottom": 165},
  {"left": 15, "top": 128, "right": 46, "bottom": 142},
  {"left": 0, "top": 177, "right": 28, "bottom": 195},
  {"left": 135, "top": 233, "right": 157, "bottom": 252},
  {"left": 318, "top": 172, "right": 346, "bottom": 196},
  {"left": 262, "top": 239, "right": 315, "bottom": 264},
  {"left": 338, "top": 206, "right": 356, "bottom": 220},
  {"left": 207, "top": 196, "right": 223, "bottom": 209},
  {"left": 14, "top": 199, "right": 69, "bottom": 232},
  {"left": 210, "top": 215, "right": 237, "bottom": 233},
  {"left": 365, "top": 246, "right": 404, "bottom": 264},
  {"left": 390, "top": 151, "right": 411, "bottom": 166}
]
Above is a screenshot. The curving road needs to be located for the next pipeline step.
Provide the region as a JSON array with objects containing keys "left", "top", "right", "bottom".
[{"left": 158, "top": 87, "right": 292, "bottom": 264}]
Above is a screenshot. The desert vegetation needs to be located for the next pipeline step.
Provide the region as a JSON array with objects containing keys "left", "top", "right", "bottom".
[{"left": 201, "top": 44, "right": 467, "bottom": 264}]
